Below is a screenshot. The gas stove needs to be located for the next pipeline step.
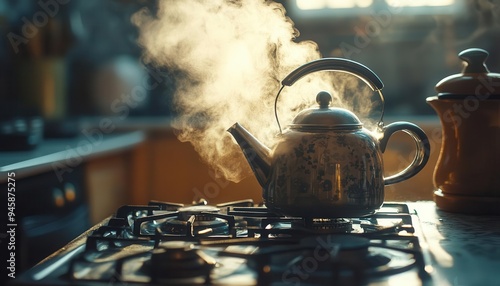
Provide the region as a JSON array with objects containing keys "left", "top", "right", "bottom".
[{"left": 11, "top": 199, "right": 434, "bottom": 285}]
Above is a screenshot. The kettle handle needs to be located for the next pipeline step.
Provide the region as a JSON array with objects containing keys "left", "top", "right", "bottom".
[
  {"left": 282, "top": 58, "right": 384, "bottom": 90},
  {"left": 275, "top": 58, "right": 384, "bottom": 133},
  {"left": 379, "top": 122, "right": 431, "bottom": 185}
]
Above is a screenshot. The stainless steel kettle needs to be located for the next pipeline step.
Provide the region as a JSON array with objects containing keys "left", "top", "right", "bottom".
[{"left": 228, "top": 58, "right": 430, "bottom": 218}]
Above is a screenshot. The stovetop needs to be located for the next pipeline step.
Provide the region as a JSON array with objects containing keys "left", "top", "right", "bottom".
[{"left": 10, "top": 199, "right": 434, "bottom": 286}]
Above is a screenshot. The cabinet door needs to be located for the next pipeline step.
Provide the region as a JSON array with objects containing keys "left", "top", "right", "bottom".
[
  {"left": 132, "top": 131, "right": 262, "bottom": 205},
  {"left": 86, "top": 153, "right": 131, "bottom": 224}
]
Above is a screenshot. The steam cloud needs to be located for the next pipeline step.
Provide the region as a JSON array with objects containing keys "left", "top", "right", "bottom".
[{"left": 132, "top": 0, "right": 373, "bottom": 182}]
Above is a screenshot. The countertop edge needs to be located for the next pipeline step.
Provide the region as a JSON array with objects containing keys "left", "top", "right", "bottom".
[{"left": 0, "top": 130, "right": 146, "bottom": 183}]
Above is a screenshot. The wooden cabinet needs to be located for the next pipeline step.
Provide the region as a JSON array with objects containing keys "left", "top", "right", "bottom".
[
  {"left": 85, "top": 153, "right": 132, "bottom": 224},
  {"left": 130, "top": 130, "right": 262, "bottom": 205}
]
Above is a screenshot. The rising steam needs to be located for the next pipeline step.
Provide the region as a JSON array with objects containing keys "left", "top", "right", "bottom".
[{"left": 132, "top": 0, "right": 372, "bottom": 182}]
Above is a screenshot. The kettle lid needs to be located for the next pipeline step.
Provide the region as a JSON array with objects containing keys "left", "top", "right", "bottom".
[
  {"left": 435, "top": 48, "right": 500, "bottom": 98},
  {"left": 290, "top": 91, "right": 362, "bottom": 130}
]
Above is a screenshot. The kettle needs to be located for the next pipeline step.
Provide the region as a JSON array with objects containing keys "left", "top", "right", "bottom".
[
  {"left": 427, "top": 48, "right": 500, "bottom": 215},
  {"left": 228, "top": 58, "right": 431, "bottom": 218}
]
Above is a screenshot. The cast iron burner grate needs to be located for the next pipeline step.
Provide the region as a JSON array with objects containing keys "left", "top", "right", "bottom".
[
  {"left": 10, "top": 200, "right": 433, "bottom": 286},
  {"left": 111, "top": 199, "right": 254, "bottom": 238},
  {"left": 218, "top": 233, "right": 429, "bottom": 286},
  {"left": 96, "top": 200, "right": 419, "bottom": 241}
]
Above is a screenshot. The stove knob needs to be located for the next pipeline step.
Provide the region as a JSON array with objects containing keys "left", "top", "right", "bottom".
[
  {"left": 64, "top": 182, "right": 76, "bottom": 202},
  {"left": 52, "top": 187, "right": 65, "bottom": 207},
  {"left": 150, "top": 242, "right": 214, "bottom": 281}
]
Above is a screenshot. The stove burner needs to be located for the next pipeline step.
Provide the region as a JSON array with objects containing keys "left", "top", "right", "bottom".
[
  {"left": 292, "top": 218, "right": 353, "bottom": 233},
  {"left": 278, "top": 235, "right": 415, "bottom": 285},
  {"left": 159, "top": 216, "right": 229, "bottom": 236},
  {"left": 132, "top": 205, "right": 235, "bottom": 237},
  {"left": 299, "top": 235, "right": 370, "bottom": 268},
  {"left": 147, "top": 241, "right": 215, "bottom": 282},
  {"left": 178, "top": 205, "right": 220, "bottom": 221},
  {"left": 157, "top": 205, "right": 229, "bottom": 236}
]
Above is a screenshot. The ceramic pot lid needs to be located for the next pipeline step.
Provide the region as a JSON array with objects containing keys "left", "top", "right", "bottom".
[{"left": 435, "top": 48, "right": 500, "bottom": 99}]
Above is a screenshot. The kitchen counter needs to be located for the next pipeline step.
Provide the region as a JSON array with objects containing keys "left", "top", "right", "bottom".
[
  {"left": 0, "top": 130, "right": 145, "bottom": 183},
  {"left": 410, "top": 202, "right": 500, "bottom": 286}
]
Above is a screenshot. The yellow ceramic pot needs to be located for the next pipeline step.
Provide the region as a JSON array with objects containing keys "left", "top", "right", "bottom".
[{"left": 427, "top": 48, "right": 500, "bottom": 214}]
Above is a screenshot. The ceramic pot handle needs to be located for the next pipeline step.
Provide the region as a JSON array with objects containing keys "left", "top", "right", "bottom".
[
  {"left": 379, "top": 122, "right": 431, "bottom": 185},
  {"left": 282, "top": 58, "right": 384, "bottom": 91}
]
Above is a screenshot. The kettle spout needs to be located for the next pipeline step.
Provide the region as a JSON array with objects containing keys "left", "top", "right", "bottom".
[{"left": 227, "top": 122, "right": 272, "bottom": 187}]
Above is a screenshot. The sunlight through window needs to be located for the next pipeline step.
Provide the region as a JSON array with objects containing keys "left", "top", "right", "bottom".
[
  {"left": 386, "top": 0, "right": 455, "bottom": 7},
  {"left": 297, "top": 0, "right": 373, "bottom": 10},
  {"left": 296, "top": 0, "right": 456, "bottom": 10}
]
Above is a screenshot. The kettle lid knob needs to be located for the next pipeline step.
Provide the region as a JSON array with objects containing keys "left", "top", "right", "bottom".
[
  {"left": 459, "top": 48, "right": 490, "bottom": 74},
  {"left": 291, "top": 91, "right": 361, "bottom": 129},
  {"left": 316, "top": 91, "right": 332, "bottom": 108}
]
